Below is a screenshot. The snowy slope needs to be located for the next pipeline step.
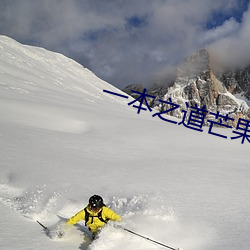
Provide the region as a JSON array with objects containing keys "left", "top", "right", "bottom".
[{"left": 0, "top": 36, "right": 249, "bottom": 250}]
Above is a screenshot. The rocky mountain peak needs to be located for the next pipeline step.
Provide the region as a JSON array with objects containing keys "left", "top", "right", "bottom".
[
  {"left": 177, "top": 48, "right": 210, "bottom": 78},
  {"left": 123, "top": 49, "right": 250, "bottom": 128}
]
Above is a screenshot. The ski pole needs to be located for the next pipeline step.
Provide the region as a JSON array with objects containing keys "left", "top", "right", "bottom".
[
  {"left": 37, "top": 220, "right": 48, "bottom": 231},
  {"left": 122, "top": 227, "right": 180, "bottom": 250}
]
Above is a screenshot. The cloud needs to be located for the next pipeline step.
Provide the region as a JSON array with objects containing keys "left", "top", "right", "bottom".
[
  {"left": 209, "top": 3, "right": 250, "bottom": 69},
  {"left": 0, "top": 0, "right": 249, "bottom": 88},
  {"left": 200, "top": 18, "right": 240, "bottom": 45}
]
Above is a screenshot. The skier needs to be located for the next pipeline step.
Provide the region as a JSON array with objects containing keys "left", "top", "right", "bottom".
[{"left": 66, "top": 194, "right": 121, "bottom": 239}]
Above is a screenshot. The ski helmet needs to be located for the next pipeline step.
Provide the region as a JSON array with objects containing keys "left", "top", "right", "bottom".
[{"left": 89, "top": 195, "right": 104, "bottom": 210}]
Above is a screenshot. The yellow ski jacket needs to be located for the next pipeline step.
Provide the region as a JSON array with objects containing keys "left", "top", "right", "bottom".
[{"left": 67, "top": 206, "right": 121, "bottom": 233}]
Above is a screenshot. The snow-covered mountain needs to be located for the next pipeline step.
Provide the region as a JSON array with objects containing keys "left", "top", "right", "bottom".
[
  {"left": 124, "top": 49, "right": 250, "bottom": 128},
  {"left": 0, "top": 36, "right": 249, "bottom": 250}
]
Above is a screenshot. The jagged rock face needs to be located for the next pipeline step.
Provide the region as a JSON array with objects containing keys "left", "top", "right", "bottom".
[
  {"left": 123, "top": 49, "right": 250, "bottom": 127},
  {"left": 217, "top": 66, "right": 250, "bottom": 99}
]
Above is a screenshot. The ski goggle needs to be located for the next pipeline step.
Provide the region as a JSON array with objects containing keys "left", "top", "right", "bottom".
[{"left": 90, "top": 204, "right": 101, "bottom": 211}]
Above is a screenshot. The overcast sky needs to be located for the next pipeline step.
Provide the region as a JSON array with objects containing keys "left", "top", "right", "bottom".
[{"left": 0, "top": 0, "right": 249, "bottom": 89}]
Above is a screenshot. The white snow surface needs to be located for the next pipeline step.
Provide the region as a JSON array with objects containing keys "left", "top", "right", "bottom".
[{"left": 0, "top": 36, "right": 249, "bottom": 250}]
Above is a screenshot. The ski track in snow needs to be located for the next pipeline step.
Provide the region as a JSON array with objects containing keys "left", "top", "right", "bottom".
[{"left": 0, "top": 99, "right": 91, "bottom": 134}]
